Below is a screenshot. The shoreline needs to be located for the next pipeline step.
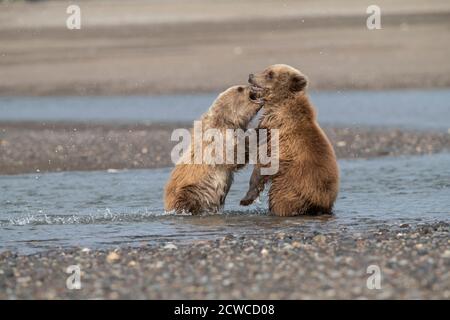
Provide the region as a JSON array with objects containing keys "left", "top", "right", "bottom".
[
  {"left": 1, "top": 221, "right": 448, "bottom": 299},
  {"left": 1, "top": 122, "right": 449, "bottom": 175}
]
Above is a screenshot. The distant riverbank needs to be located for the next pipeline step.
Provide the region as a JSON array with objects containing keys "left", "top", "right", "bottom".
[{"left": 1, "top": 0, "right": 450, "bottom": 95}]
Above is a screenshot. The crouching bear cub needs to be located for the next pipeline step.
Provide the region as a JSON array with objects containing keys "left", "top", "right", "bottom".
[
  {"left": 240, "top": 64, "right": 339, "bottom": 216},
  {"left": 164, "top": 85, "right": 263, "bottom": 214}
]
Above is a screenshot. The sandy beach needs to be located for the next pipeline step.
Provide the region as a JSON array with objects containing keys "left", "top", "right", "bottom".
[{"left": 1, "top": 0, "right": 450, "bottom": 95}]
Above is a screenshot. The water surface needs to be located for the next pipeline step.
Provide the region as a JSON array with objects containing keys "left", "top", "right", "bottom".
[
  {"left": 1, "top": 90, "right": 450, "bottom": 130},
  {"left": 1, "top": 153, "right": 449, "bottom": 254}
]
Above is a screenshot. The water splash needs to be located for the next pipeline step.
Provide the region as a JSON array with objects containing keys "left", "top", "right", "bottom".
[{"left": 0, "top": 153, "right": 449, "bottom": 254}]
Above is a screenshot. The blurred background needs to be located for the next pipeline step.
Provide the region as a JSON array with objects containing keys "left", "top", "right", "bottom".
[{"left": 1, "top": 0, "right": 449, "bottom": 95}]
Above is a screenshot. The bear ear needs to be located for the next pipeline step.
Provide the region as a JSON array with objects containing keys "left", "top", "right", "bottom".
[{"left": 289, "top": 74, "right": 308, "bottom": 92}]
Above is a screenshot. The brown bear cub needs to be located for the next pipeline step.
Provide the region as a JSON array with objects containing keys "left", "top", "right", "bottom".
[
  {"left": 240, "top": 64, "right": 339, "bottom": 216},
  {"left": 164, "top": 85, "right": 263, "bottom": 214}
]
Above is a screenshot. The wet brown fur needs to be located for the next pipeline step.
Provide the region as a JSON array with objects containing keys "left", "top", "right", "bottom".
[
  {"left": 241, "top": 64, "right": 339, "bottom": 216},
  {"left": 164, "top": 85, "right": 262, "bottom": 214}
]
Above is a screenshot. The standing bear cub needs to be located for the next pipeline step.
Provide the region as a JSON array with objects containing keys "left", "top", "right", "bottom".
[
  {"left": 240, "top": 64, "right": 339, "bottom": 216},
  {"left": 164, "top": 85, "right": 263, "bottom": 214}
]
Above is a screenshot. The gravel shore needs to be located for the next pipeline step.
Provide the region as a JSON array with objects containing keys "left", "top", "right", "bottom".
[
  {"left": 1, "top": 222, "right": 448, "bottom": 299},
  {"left": 1, "top": 122, "right": 449, "bottom": 175}
]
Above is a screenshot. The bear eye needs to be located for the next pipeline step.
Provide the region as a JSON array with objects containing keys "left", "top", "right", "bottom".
[
  {"left": 266, "top": 71, "right": 274, "bottom": 80},
  {"left": 237, "top": 86, "right": 244, "bottom": 92}
]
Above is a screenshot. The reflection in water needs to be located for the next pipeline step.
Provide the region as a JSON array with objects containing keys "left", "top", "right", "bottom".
[{"left": 0, "top": 153, "right": 449, "bottom": 254}]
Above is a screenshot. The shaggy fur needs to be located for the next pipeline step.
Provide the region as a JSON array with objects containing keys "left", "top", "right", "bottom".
[
  {"left": 240, "top": 64, "right": 339, "bottom": 216},
  {"left": 164, "top": 85, "right": 263, "bottom": 214}
]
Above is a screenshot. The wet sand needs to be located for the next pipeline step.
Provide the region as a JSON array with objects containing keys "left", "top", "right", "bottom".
[
  {"left": 1, "top": 222, "right": 448, "bottom": 299},
  {"left": 1, "top": 122, "right": 450, "bottom": 175},
  {"left": 1, "top": 0, "right": 450, "bottom": 95}
]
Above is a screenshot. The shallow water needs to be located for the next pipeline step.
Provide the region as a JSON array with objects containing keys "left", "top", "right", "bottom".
[
  {"left": 1, "top": 90, "right": 450, "bottom": 130},
  {"left": 1, "top": 153, "right": 449, "bottom": 254}
]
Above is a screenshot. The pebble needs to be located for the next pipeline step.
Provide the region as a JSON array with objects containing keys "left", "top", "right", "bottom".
[
  {"left": 109, "top": 292, "right": 119, "bottom": 299},
  {"left": 223, "top": 234, "right": 235, "bottom": 241},
  {"left": 17, "top": 276, "right": 31, "bottom": 285},
  {"left": 313, "top": 235, "right": 327, "bottom": 244},
  {"left": 442, "top": 250, "right": 450, "bottom": 258},
  {"left": 127, "top": 260, "right": 137, "bottom": 267},
  {"left": 291, "top": 241, "right": 302, "bottom": 248},
  {"left": 398, "top": 259, "right": 409, "bottom": 266},
  {"left": 276, "top": 232, "right": 286, "bottom": 240},
  {"left": 106, "top": 252, "right": 120, "bottom": 263},
  {"left": 163, "top": 243, "right": 178, "bottom": 250}
]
